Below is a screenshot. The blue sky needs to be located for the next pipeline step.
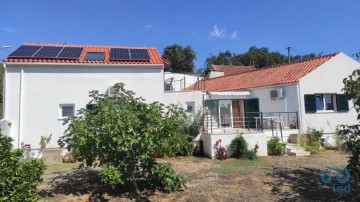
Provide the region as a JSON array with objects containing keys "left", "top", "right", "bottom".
[{"left": 1, "top": 0, "right": 360, "bottom": 69}]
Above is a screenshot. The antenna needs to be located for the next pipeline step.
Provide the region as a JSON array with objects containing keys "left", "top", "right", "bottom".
[{"left": 286, "top": 47, "right": 291, "bottom": 63}]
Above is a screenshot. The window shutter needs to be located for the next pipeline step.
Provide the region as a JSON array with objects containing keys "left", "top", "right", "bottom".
[
  {"left": 304, "top": 94, "right": 316, "bottom": 113},
  {"left": 337, "top": 94, "right": 349, "bottom": 112}
]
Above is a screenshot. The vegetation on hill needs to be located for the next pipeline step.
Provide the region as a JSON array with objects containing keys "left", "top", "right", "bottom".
[{"left": 205, "top": 46, "right": 321, "bottom": 69}]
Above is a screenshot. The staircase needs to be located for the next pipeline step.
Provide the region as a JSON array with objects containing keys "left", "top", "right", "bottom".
[
  {"left": 286, "top": 143, "right": 311, "bottom": 156},
  {"left": 285, "top": 134, "right": 310, "bottom": 156},
  {"left": 204, "top": 112, "right": 221, "bottom": 133}
]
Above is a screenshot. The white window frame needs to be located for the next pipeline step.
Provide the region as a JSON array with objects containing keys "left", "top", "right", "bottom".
[
  {"left": 59, "top": 104, "right": 75, "bottom": 119},
  {"left": 315, "top": 94, "right": 337, "bottom": 112}
]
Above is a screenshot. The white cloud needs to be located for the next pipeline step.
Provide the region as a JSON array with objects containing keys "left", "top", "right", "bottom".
[
  {"left": 144, "top": 23, "right": 152, "bottom": 29},
  {"left": 230, "top": 31, "right": 238, "bottom": 40},
  {"left": 3, "top": 28, "right": 16, "bottom": 34},
  {"left": 210, "top": 25, "right": 226, "bottom": 38}
]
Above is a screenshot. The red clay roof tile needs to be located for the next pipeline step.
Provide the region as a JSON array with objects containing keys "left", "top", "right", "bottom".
[
  {"left": 3, "top": 43, "right": 164, "bottom": 65},
  {"left": 185, "top": 53, "right": 339, "bottom": 92}
]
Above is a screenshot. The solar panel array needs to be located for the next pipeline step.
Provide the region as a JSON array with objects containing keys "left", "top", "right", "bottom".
[
  {"left": 9, "top": 45, "right": 42, "bottom": 57},
  {"left": 110, "top": 48, "right": 150, "bottom": 61},
  {"left": 8, "top": 45, "right": 84, "bottom": 59},
  {"left": 8, "top": 45, "right": 150, "bottom": 61}
]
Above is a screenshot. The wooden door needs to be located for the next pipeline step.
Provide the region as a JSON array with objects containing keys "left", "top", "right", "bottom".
[{"left": 232, "top": 100, "right": 244, "bottom": 128}]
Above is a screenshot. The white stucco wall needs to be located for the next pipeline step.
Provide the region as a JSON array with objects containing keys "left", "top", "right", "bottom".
[
  {"left": 164, "top": 72, "right": 202, "bottom": 91},
  {"left": 4, "top": 64, "right": 164, "bottom": 149},
  {"left": 202, "top": 132, "right": 268, "bottom": 158},
  {"left": 248, "top": 84, "right": 299, "bottom": 113},
  {"left": 163, "top": 91, "right": 204, "bottom": 113},
  {"left": 299, "top": 53, "right": 360, "bottom": 134},
  {"left": 208, "top": 70, "right": 224, "bottom": 78}
]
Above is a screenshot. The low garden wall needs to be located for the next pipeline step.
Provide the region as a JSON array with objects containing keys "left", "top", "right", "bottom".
[{"left": 202, "top": 132, "right": 268, "bottom": 158}]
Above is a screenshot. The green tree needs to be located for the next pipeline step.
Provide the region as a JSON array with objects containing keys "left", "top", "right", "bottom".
[
  {"left": 58, "top": 83, "right": 187, "bottom": 192},
  {"left": 205, "top": 46, "right": 320, "bottom": 69},
  {"left": 162, "top": 44, "right": 196, "bottom": 73},
  {"left": 339, "top": 69, "right": 360, "bottom": 176},
  {"left": 0, "top": 134, "right": 46, "bottom": 201}
]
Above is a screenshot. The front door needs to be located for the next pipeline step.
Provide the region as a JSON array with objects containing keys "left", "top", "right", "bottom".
[{"left": 232, "top": 100, "right": 244, "bottom": 128}]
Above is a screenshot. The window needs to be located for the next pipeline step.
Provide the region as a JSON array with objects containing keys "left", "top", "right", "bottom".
[
  {"left": 315, "top": 95, "right": 324, "bottom": 111},
  {"left": 60, "top": 104, "right": 74, "bottom": 118},
  {"left": 186, "top": 102, "right": 195, "bottom": 113},
  {"left": 85, "top": 52, "right": 105, "bottom": 60},
  {"left": 304, "top": 94, "right": 349, "bottom": 113},
  {"left": 86, "top": 104, "right": 94, "bottom": 110}
]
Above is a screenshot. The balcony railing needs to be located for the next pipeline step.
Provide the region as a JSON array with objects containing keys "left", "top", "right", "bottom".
[{"left": 203, "top": 111, "right": 298, "bottom": 134}]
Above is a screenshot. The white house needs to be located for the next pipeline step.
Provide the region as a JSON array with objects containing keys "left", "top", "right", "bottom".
[
  {"left": 184, "top": 52, "right": 360, "bottom": 157},
  {"left": 2, "top": 43, "right": 169, "bottom": 149},
  {"left": 2, "top": 43, "right": 360, "bottom": 158}
]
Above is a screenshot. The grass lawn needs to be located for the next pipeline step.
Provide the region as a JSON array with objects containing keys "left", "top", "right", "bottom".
[{"left": 38, "top": 150, "right": 359, "bottom": 201}]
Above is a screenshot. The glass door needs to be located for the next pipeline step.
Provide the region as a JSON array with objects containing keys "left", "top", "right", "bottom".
[{"left": 219, "top": 100, "right": 232, "bottom": 127}]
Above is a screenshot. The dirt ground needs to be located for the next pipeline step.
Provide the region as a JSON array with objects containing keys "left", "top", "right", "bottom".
[{"left": 39, "top": 150, "right": 359, "bottom": 202}]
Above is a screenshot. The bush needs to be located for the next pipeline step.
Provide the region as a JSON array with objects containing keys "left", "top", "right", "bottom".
[
  {"left": 229, "top": 135, "right": 248, "bottom": 158},
  {"left": 267, "top": 137, "right": 283, "bottom": 155},
  {"left": 59, "top": 83, "right": 186, "bottom": 192},
  {"left": 147, "top": 162, "right": 186, "bottom": 192},
  {"left": 156, "top": 133, "right": 194, "bottom": 157},
  {"left": 0, "top": 134, "right": 46, "bottom": 201},
  {"left": 335, "top": 127, "right": 351, "bottom": 151},
  {"left": 244, "top": 150, "right": 258, "bottom": 160},
  {"left": 300, "top": 128, "right": 324, "bottom": 154}
]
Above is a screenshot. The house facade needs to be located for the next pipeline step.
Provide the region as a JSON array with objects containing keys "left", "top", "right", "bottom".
[
  {"left": 2, "top": 43, "right": 169, "bottom": 149},
  {"left": 184, "top": 52, "right": 360, "bottom": 157}
]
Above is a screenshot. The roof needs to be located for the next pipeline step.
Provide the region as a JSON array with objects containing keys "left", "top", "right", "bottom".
[
  {"left": 4, "top": 42, "right": 165, "bottom": 65},
  {"left": 185, "top": 52, "right": 339, "bottom": 92},
  {"left": 211, "top": 65, "right": 255, "bottom": 76}
]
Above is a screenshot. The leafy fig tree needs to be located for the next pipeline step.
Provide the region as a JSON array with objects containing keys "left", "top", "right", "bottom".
[
  {"left": 339, "top": 69, "right": 360, "bottom": 176},
  {"left": 58, "top": 83, "right": 188, "bottom": 192}
]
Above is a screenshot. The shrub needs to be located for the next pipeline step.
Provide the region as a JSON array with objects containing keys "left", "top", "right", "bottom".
[
  {"left": 215, "top": 139, "right": 226, "bottom": 160},
  {"left": 186, "top": 110, "right": 204, "bottom": 139},
  {"left": 59, "top": 83, "right": 186, "bottom": 192},
  {"left": 267, "top": 137, "right": 283, "bottom": 155},
  {"left": 335, "top": 127, "right": 351, "bottom": 151},
  {"left": 154, "top": 133, "right": 193, "bottom": 157},
  {"left": 300, "top": 128, "right": 324, "bottom": 154},
  {"left": 0, "top": 134, "right": 46, "bottom": 201},
  {"left": 229, "top": 135, "right": 248, "bottom": 158},
  {"left": 245, "top": 150, "right": 258, "bottom": 160},
  {"left": 147, "top": 162, "right": 186, "bottom": 192}
]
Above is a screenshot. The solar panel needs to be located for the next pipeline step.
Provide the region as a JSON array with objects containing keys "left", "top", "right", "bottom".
[
  {"left": 130, "top": 49, "right": 150, "bottom": 60},
  {"left": 57, "top": 47, "right": 83, "bottom": 59},
  {"left": 8, "top": 45, "right": 42, "bottom": 57},
  {"left": 33, "top": 46, "right": 63, "bottom": 58},
  {"left": 110, "top": 48, "right": 131, "bottom": 60},
  {"left": 85, "top": 52, "right": 105, "bottom": 60}
]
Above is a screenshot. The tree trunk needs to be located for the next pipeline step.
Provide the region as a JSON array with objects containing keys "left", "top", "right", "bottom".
[{"left": 130, "top": 172, "right": 139, "bottom": 192}]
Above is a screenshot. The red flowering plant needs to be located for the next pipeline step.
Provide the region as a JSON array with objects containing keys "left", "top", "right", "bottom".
[{"left": 215, "top": 139, "right": 226, "bottom": 160}]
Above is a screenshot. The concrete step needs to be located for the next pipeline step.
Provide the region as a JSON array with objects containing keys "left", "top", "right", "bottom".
[
  {"left": 285, "top": 143, "right": 311, "bottom": 156},
  {"left": 289, "top": 150, "right": 311, "bottom": 156}
]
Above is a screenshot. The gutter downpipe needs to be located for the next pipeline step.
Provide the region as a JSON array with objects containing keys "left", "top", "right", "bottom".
[
  {"left": 17, "top": 69, "right": 24, "bottom": 148},
  {"left": 296, "top": 82, "right": 303, "bottom": 133},
  {"left": 3, "top": 63, "right": 7, "bottom": 119}
]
